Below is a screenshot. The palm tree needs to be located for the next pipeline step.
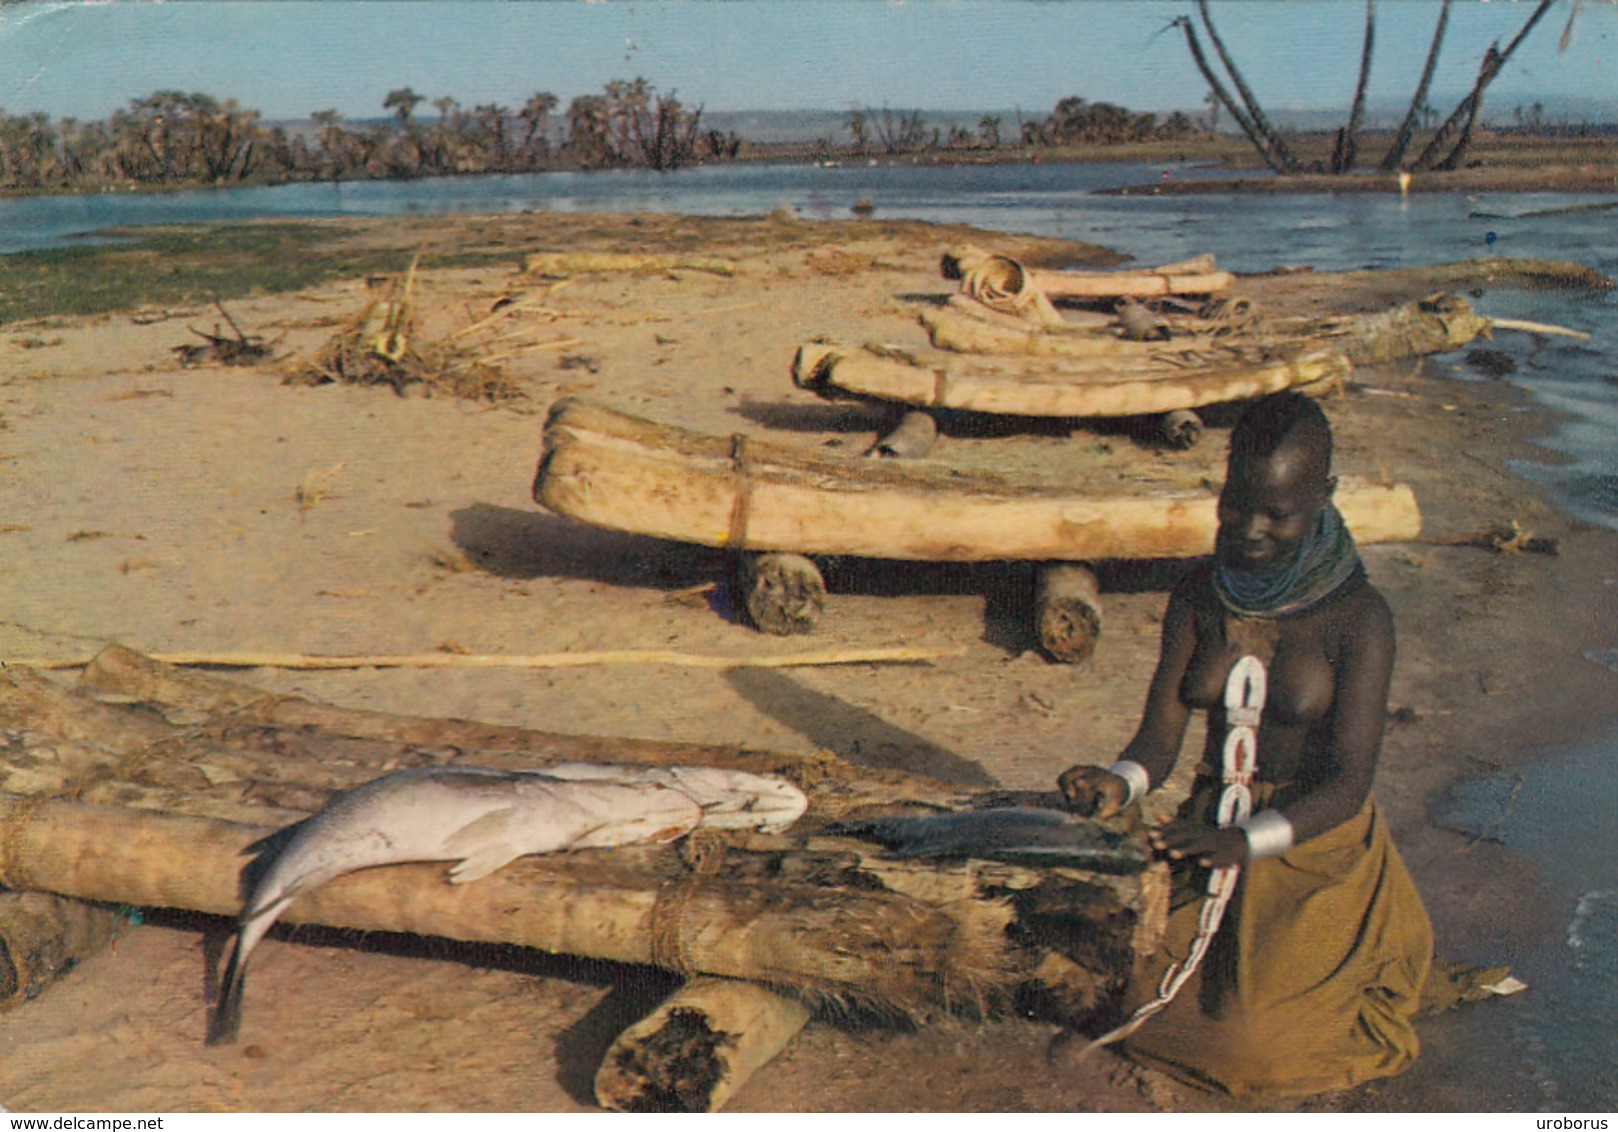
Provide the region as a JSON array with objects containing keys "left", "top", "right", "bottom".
[
  {"left": 565, "top": 94, "right": 614, "bottom": 167},
  {"left": 845, "top": 107, "right": 868, "bottom": 152},
  {"left": 1331, "top": 0, "right": 1376, "bottom": 173},
  {"left": 1411, "top": 0, "right": 1556, "bottom": 171},
  {"left": 1378, "top": 0, "right": 1451, "bottom": 171},
  {"left": 518, "top": 91, "right": 558, "bottom": 164},
  {"left": 1171, "top": 15, "right": 1296, "bottom": 173},
  {"left": 309, "top": 109, "right": 345, "bottom": 180},
  {"left": 472, "top": 103, "right": 510, "bottom": 170},
  {"left": 1177, "top": 0, "right": 1562, "bottom": 177},
  {"left": 1191, "top": 0, "right": 1301, "bottom": 172}
]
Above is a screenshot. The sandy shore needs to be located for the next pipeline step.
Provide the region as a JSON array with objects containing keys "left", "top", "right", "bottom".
[{"left": 1, "top": 211, "right": 1614, "bottom": 1112}]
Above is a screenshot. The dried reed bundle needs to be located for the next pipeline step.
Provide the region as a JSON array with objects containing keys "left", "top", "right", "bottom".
[{"left": 286, "top": 259, "right": 524, "bottom": 401}]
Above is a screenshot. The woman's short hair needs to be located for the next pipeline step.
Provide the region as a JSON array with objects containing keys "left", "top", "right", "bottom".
[{"left": 1229, "top": 391, "right": 1333, "bottom": 471}]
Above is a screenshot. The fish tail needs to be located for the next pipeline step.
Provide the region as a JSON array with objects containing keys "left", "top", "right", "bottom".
[
  {"left": 207, "top": 936, "right": 247, "bottom": 1046},
  {"left": 207, "top": 905, "right": 281, "bottom": 1046}
]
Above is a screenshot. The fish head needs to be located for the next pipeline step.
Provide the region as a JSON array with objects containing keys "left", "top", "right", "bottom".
[{"left": 659, "top": 767, "right": 810, "bottom": 833}]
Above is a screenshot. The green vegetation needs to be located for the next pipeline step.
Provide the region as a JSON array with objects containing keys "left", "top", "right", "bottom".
[
  {"left": 1, "top": 77, "right": 1206, "bottom": 197},
  {"left": 0, "top": 80, "right": 719, "bottom": 192},
  {"left": 841, "top": 99, "right": 1196, "bottom": 157},
  {"left": 0, "top": 222, "right": 511, "bottom": 323}
]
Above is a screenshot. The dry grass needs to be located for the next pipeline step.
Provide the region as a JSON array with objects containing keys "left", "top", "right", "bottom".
[
  {"left": 285, "top": 260, "right": 526, "bottom": 402},
  {"left": 295, "top": 462, "right": 347, "bottom": 511}
]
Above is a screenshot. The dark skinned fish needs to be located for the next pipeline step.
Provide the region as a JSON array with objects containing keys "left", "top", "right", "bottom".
[{"left": 827, "top": 807, "right": 1149, "bottom": 874}]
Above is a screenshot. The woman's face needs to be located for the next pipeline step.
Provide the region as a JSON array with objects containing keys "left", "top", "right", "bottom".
[{"left": 1217, "top": 449, "right": 1330, "bottom": 571}]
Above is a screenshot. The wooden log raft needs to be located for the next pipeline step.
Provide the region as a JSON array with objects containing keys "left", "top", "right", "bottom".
[
  {"left": 0, "top": 649, "right": 1164, "bottom": 1038},
  {"left": 920, "top": 306, "right": 1153, "bottom": 360},
  {"left": 793, "top": 342, "right": 1351, "bottom": 419},
  {"left": 1278, "top": 291, "right": 1492, "bottom": 365},
  {"left": 534, "top": 399, "right": 1421, "bottom": 564}
]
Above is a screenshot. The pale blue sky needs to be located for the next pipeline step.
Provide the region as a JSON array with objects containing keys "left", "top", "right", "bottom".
[{"left": 0, "top": 1, "right": 1611, "bottom": 124}]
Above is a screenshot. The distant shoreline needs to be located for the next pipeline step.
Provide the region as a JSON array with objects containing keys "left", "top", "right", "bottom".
[{"left": 3, "top": 132, "right": 1614, "bottom": 204}]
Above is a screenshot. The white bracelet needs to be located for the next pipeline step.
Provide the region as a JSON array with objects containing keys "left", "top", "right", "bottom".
[
  {"left": 1109, "top": 760, "right": 1151, "bottom": 808},
  {"left": 1238, "top": 810, "right": 1295, "bottom": 860}
]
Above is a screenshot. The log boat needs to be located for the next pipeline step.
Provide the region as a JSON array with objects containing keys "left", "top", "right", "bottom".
[
  {"left": 533, "top": 398, "right": 1419, "bottom": 654},
  {"left": 534, "top": 399, "right": 1419, "bottom": 565},
  {"left": 793, "top": 341, "right": 1350, "bottom": 419},
  {"left": 942, "top": 246, "right": 1235, "bottom": 300}
]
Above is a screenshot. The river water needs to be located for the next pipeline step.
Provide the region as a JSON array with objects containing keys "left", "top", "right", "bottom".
[{"left": 4, "top": 159, "right": 1617, "bottom": 1108}]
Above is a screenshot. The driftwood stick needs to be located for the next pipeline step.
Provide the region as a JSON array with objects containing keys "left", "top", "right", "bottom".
[
  {"left": 594, "top": 977, "right": 812, "bottom": 1112},
  {"left": 6, "top": 644, "right": 960, "bottom": 673},
  {"left": 1417, "top": 522, "right": 1559, "bottom": 556},
  {"left": 523, "top": 252, "right": 736, "bottom": 278},
  {"left": 1486, "top": 317, "right": 1591, "bottom": 341}
]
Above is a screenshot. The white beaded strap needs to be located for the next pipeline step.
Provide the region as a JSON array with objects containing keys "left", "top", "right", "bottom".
[
  {"left": 1072, "top": 654, "right": 1267, "bottom": 1060},
  {"left": 1108, "top": 760, "right": 1151, "bottom": 808}
]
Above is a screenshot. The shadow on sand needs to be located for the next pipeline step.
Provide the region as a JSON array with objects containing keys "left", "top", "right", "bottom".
[{"left": 724, "top": 667, "right": 993, "bottom": 787}]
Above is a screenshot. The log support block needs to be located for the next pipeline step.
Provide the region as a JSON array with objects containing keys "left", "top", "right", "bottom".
[
  {"left": 1035, "top": 564, "right": 1103, "bottom": 664},
  {"left": 1155, "top": 409, "right": 1204, "bottom": 450},
  {"left": 594, "top": 977, "right": 811, "bottom": 1112},
  {"left": 738, "top": 553, "right": 826, "bottom": 636},
  {"left": 864, "top": 411, "right": 937, "bottom": 460},
  {"left": 0, "top": 892, "right": 122, "bottom": 1011}
]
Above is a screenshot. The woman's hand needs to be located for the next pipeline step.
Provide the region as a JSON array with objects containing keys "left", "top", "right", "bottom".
[
  {"left": 1147, "top": 820, "right": 1249, "bottom": 869},
  {"left": 1057, "top": 766, "right": 1131, "bottom": 818}
]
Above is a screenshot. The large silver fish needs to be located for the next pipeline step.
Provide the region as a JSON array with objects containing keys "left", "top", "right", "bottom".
[{"left": 209, "top": 762, "right": 805, "bottom": 1045}]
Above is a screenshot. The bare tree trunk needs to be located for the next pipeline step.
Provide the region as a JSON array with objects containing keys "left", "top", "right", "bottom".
[
  {"left": 1378, "top": 0, "right": 1451, "bottom": 172},
  {"left": 1196, "top": 0, "right": 1302, "bottom": 173},
  {"left": 1429, "top": 47, "right": 1501, "bottom": 171},
  {"left": 1332, "top": 0, "right": 1376, "bottom": 173},
  {"left": 1171, "top": 18, "right": 1291, "bottom": 176},
  {"left": 1412, "top": 0, "right": 1557, "bottom": 171}
]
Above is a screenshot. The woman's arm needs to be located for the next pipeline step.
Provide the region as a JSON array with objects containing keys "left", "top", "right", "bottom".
[
  {"left": 1059, "top": 572, "right": 1200, "bottom": 816},
  {"left": 1267, "top": 586, "right": 1395, "bottom": 844}
]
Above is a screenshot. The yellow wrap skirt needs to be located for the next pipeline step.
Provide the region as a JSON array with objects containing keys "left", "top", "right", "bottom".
[{"left": 1122, "top": 784, "right": 1434, "bottom": 1099}]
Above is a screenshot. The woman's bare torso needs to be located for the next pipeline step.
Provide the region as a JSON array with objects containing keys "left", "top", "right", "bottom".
[{"left": 1179, "top": 564, "right": 1374, "bottom": 790}]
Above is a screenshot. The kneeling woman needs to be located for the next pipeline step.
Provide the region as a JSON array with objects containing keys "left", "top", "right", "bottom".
[{"left": 1059, "top": 392, "right": 1432, "bottom": 1099}]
